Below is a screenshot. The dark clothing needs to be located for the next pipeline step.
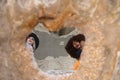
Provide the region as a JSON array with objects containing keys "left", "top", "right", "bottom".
[
  {"left": 75, "top": 49, "right": 82, "bottom": 59},
  {"left": 65, "top": 34, "right": 85, "bottom": 60},
  {"left": 65, "top": 45, "right": 82, "bottom": 60}
]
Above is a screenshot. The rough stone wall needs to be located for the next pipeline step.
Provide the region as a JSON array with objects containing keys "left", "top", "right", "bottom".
[
  {"left": 112, "top": 52, "right": 120, "bottom": 80},
  {"left": 0, "top": 0, "right": 120, "bottom": 80}
]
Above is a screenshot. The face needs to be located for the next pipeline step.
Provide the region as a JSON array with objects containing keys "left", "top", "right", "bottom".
[
  {"left": 73, "top": 41, "right": 85, "bottom": 49},
  {"left": 27, "top": 37, "right": 35, "bottom": 45},
  {"left": 73, "top": 41, "right": 81, "bottom": 49}
]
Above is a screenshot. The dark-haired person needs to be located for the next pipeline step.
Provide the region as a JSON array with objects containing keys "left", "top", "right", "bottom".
[
  {"left": 65, "top": 34, "right": 85, "bottom": 70},
  {"left": 26, "top": 33, "right": 39, "bottom": 52}
]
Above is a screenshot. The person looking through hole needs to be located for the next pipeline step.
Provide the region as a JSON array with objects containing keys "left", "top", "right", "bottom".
[
  {"left": 26, "top": 33, "right": 39, "bottom": 52},
  {"left": 65, "top": 34, "right": 85, "bottom": 70}
]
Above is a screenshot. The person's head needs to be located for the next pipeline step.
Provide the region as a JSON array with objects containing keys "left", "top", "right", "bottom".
[
  {"left": 26, "top": 33, "right": 39, "bottom": 50},
  {"left": 72, "top": 40, "right": 85, "bottom": 49},
  {"left": 26, "top": 36, "right": 35, "bottom": 46},
  {"left": 72, "top": 34, "right": 85, "bottom": 49}
]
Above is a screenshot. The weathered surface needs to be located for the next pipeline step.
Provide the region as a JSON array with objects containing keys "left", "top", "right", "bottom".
[
  {"left": 112, "top": 52, "right": 120, "bottom": 80},
  {"left": 0, "top": 0, "right": 120, "bottom": 80}
]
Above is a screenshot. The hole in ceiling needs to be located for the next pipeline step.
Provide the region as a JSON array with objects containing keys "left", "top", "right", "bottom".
[{"left": 25, "top": 24, "right": 86, "bottom": 75}]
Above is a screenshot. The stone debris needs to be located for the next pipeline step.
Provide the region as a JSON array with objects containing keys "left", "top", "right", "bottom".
[
  {"left": 46, "top": 70, "right": 75, "bottom": 76},
  {"left": 36, "top": 56, "right": 76, "bottom": 72}
]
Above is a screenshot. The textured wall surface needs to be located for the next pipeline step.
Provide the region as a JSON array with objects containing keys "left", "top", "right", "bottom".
[{"left": 0, "top": 0, "right": 120, "bottom": 80}]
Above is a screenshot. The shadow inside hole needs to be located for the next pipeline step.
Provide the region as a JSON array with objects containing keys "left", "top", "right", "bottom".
[{"left": 49, "top": 27, "right": 75, "bottom": 36}]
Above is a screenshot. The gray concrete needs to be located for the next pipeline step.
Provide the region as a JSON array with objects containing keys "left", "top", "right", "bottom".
[{"left": 34, "top": 30, "right": 74, "bottom": 60}]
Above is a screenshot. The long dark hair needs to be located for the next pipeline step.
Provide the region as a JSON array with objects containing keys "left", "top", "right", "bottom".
[{"left": 65, "top": 34, "right": 85, "bottom": 60}]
